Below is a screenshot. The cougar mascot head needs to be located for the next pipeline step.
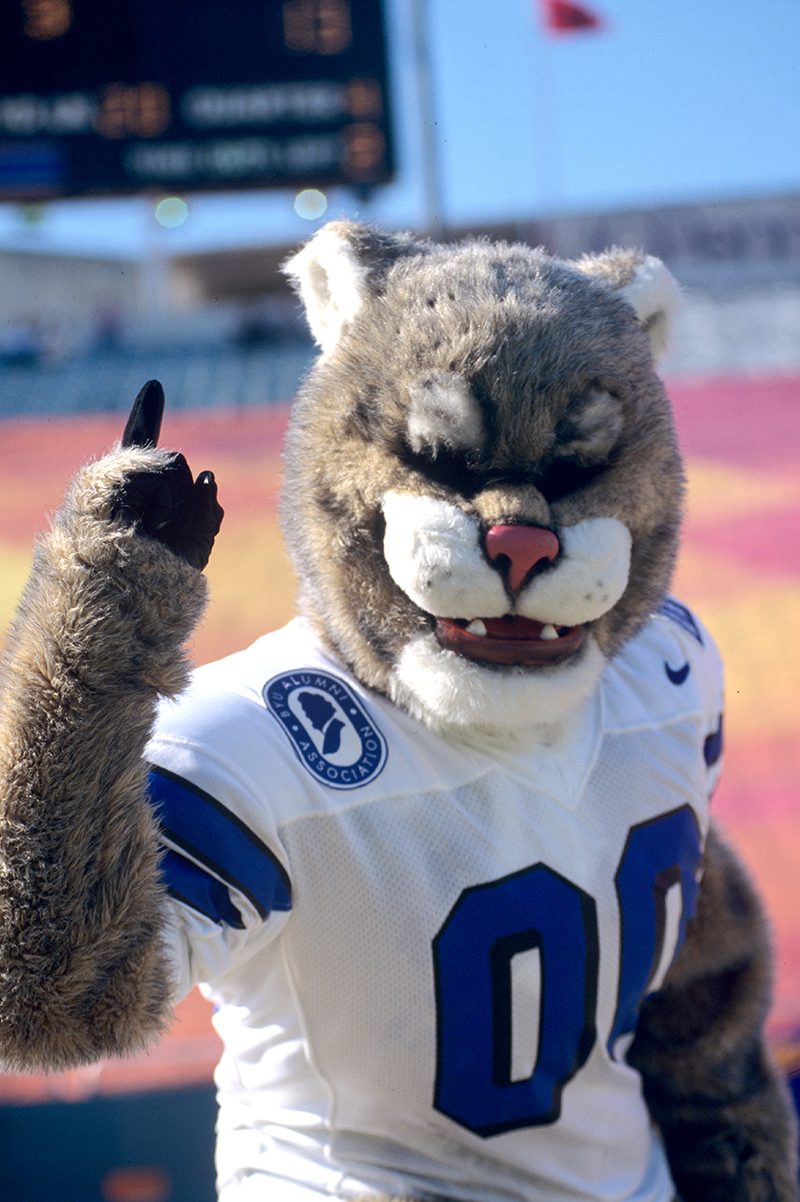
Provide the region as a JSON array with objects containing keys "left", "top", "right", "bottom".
[{"left": 283, "top": 222, "right": 684, "bottom": 736}]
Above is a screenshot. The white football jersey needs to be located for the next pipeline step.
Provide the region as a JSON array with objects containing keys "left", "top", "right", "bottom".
[{"left": 147, "top": 600, "right": 723, "bottom": 1202}]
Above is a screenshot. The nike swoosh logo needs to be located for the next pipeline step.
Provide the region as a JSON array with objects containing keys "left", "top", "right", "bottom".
[{"left": 665, "top": 660, "right": 691, "bottom": 685}]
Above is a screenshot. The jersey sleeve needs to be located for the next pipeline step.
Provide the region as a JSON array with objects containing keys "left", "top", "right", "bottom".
[
  {"left": 656, "top": 596, "right": 725, "bottom": 799},
  {"left": 146, "top": 681, "right": 294, "bottom": 1002}
]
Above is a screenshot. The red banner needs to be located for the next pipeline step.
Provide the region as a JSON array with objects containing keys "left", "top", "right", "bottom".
[{"left": 540, "top": 0, "right": 606, "bottom": 34}]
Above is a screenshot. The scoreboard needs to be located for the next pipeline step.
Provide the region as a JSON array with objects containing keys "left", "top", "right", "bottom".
[{"left": 0, "top": 0, "right": 394, "bottom": 199}]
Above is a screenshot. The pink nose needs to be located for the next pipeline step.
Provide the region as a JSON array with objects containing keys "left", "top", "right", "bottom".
[{"left": 484, "top": 524, "right": 560, "bottom": 593}]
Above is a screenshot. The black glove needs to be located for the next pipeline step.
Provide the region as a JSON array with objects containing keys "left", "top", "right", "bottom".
[{"left": 113, "top": 379, "right": 223, "bottom": 571}]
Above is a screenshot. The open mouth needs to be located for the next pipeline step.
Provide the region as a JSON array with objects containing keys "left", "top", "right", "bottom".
[{"left": 434, "top": 614, "right": 584, "bottom": 667}]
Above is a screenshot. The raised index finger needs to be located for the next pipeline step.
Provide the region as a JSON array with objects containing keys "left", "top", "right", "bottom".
[{"left": 121, "top": 379, "right": 165, "bottom": 448}]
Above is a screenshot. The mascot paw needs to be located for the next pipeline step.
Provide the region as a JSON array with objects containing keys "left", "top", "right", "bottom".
[{"left": 111, "top": 380, "right": 223, "bottom": 571}]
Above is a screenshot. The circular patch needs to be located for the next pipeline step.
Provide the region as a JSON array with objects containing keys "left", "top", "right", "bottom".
[{"left": 263, "top": 669, "right": 388, "bottom": 790}]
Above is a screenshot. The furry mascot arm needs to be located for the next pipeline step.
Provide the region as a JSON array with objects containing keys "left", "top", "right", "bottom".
[
  {"left": 630, "top": 823, "right": 799, "bottom": 1201},
  {"left": 0, "top": 382, "right": 221, "bottom": 1071}
]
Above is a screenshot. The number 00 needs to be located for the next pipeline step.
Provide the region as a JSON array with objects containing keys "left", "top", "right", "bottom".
[{"left": 432, "top": 806, "right": 702, "bottom": 1137}]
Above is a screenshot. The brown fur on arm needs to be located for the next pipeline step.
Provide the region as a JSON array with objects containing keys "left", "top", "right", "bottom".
[
  {"left": 0, "top": 447, "right": 207, "bottom": 1071},
  {"left": 629, "top": 822, "right": 799, "bottom": 1202}
]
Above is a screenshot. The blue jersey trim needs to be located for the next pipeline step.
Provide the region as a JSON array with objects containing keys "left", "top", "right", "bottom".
[
  {"left": 657, "top": 597, "right": 704, "bottom": 646},
  {"left": 703, "top": 715, "right": 724, "bottom": 768},
  {"left": 160, "top": 847, "right": 245, "bottom": 929},
  {"left": 147, "top": 766, "right": 292, "bottom": 920}
]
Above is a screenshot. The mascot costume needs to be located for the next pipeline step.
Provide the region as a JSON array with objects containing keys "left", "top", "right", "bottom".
[{"left": 0, "top": 222, "right": 796, "bottom": 1202}]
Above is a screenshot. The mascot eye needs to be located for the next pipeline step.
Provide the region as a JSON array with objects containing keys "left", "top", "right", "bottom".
[
  {"left": 401, "top": 445, "right": 537, "bottom": 498},
  {"left": 401, "top": 445, "right": 484, "bottom": 496},
  {"left": 536, "top": 458, "right": 606, "bottom": 502}
]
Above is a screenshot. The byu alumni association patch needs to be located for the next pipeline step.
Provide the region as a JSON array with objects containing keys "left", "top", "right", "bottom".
[{"left": 264, "top": 670, "right": 388, "bottom": 789}]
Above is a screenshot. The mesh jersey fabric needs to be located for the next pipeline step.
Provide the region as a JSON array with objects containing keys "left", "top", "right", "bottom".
[{"left": 147, "top": 604, "right": 724, "bottom": 1202}]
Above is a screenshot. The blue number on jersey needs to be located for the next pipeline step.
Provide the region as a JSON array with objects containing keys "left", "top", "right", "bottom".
[
  {"left": 433, "top": 806, "right": 702, "bottom": 1137},
  {"left": 433, "top": 865, "right": 598, "bottom": 1137},
  {"left": 607, "top": 806, "right": 702, "bottom": 1059}
]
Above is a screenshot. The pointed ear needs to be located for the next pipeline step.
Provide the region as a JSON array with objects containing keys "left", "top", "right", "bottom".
[
  {"left": 283, "top": 221, "right": 370, "bottom": 355},
  {"left": 573, "top": 248, "right": 683, "bottom": 364},
  {"left": 283, "top": 220, "right": 429, "bottom": 355}
]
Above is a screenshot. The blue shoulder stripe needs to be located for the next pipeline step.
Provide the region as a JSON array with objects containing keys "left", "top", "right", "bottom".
[
  {"left": 657, "top": 597, "right": 704, "bottom": 646},
  {"left": 147, "top": 766, "right": 291, "bottom": 919},
  {"left": 161, "top": 847, "right": 245, "bottom": 929}
]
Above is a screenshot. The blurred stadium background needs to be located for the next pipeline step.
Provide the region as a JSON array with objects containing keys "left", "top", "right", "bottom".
[{"left": 0, "top": 2, "right": 799, "bottom": 1200}]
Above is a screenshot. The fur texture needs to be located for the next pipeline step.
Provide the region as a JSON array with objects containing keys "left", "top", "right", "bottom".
[{"left": 0, "top": 447, "right": 206, "bottom": 1069}]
